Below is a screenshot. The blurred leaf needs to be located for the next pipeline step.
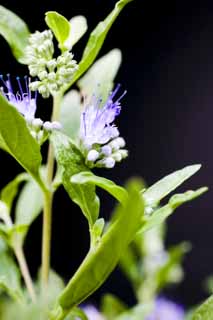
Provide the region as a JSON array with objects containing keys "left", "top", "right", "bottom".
[
  {"left": 0, "top": 94, "right": 42, "bottom": 184},
  {"left": 71, "top": 171, "right": 127, "bottom": 203},
  {"left": 15, "top": 175, "right": 43, "bottom": 244},
  {"left": 54, "top": 179, "right": 144, "bottom": 313},
  {"left": 0, "top": 173, "right": 28, "bottom": 212},
  {"left": 51, "top": 131, "right": 100, "bottom": 226},
  {"left": 143, "top": 165, "right": 202, "bottom": 206},
  {"left": 45, "top": 11, "right": 70, "bottom": 51},
  {"left": 60, "top": 90, "right": 81, "bottom": 141},
  {"left": 63, "top": 0, "right": 134, "bottom": 91},
  {"left": 119, "top": 244, "right": 141, "bottom": 286},
  {"left": 192, "top": 295, "right": 213, "bottom": 320},
  {"left": 78, "top": 49, "right": 122, "bottom": 102},
  {"left": 141, "top": 187, "right": 208, "bottom": 233},
  {"left": 0, "top": 6, "right": 30, "bottom": 63},
  {"left": 0, "top": 239, "right": 23, "bottom": 302},
  {"left": 101, "top": 294, "right": 127, "bottom": 320},
  {"left": 64, "top": 15, "right": 88, "bottom": 50},
  {"left": 114, "top": 303, "right": 152, "bottom": 320}
]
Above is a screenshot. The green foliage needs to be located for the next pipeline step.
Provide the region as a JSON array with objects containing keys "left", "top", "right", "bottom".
[
  {"left": 15, "top": 175, "right": 43, "bottom": 244},
  {"left": 60, "top": 90, "right": 81, "bottom": 141},
  {"left": 71, "top": 171, "right": 128, "bottom": 203},
  {"left": 143, "top": 164, "right": 202, "bottom": 207},
  {"left": 52, "top": 179, "right": 144, "bottom": 314},
  {"left": 0, "top": 6, "right": 30, "bottom": 63},
  {"left": 45, "top": 11, "right": 71, "bottom": 51},
  {"left": 0, "top": 94, "right": 42, "bottom": 185},
  {"left": 101, "top": 294, "right": 127, "bottom": 320},
  {"left": 64, "top": 15, "right": 88, "bottom": 50},
  {"left": 0, "top": 173, "right": 28, "bottom": 212},
  {"left": 78, "top": 48, "right": 122, "bottom": 102},
  {"left": 140, "top": 187, "right": 207, "bottom": 233},
  {"left": 51, "top": 131, "right": 100, "bottom": 226},
  {"left": 63, "top": 0, "right": 134, "bottom": 92},
  {"left": 192, "top": 295, "right": 213, "bottom": 320},
  {"left": 0, "top": 239, "right": 23, "bottom": 302}
]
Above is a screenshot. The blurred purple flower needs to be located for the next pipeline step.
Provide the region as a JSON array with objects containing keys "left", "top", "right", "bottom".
[
  {"left": 0, "top": 75, "right": 37, "bottom": 120},
  {"left": 82, "top": 305, "right": 105, "bottom": 320},
  {"left": 146, "top": 298, "right": 185, "bottom": 320}
]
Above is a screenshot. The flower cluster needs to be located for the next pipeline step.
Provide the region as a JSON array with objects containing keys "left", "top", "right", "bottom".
[
  {"left": 0, "top": 75, "right": 61, "bottom": 143},
  {"left": 80, "top": 84, "right": 128, "bottom": 169},
  {"left": 26, "top": 30, "right": 78, "bottom": 98}
]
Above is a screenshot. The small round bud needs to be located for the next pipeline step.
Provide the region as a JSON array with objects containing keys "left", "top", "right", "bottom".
[
  {"left": 87, "top": 150, "right": 99, "bottom": 162},
  {"left": 51, "top": 121, "right": 62, "bottom": 131},
  {"left": 119, "top": 149, "right": 128, "bottom": 159},
  {"left": 101, "top": 145, "right": 112, "bottom": 156},
  {"left": 32, "top": 118, "right": 43, "bottom": 129},
  {"left": 112, "top": 151, "right": 122, "bottom": 162},
  {"left": 103, "top": 157, "right": 115, "bottom": 169},
  {"left": 43, "top": 121, "right": 52, "bottom": 132}
]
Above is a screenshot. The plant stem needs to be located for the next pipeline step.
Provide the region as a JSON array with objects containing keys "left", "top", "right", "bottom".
[
  {"left": 41, "top": 93, "right": 62, "bottom": 293},
  {"left": 14, "top": 244, "right": 36, "bottom": 303}
]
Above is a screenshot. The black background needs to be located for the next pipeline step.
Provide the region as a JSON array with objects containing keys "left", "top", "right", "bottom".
[{"left": 0, "top": 0, "right": 213, "bottom": 310}]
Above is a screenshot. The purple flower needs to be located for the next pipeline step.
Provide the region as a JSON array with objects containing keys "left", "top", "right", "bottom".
[
  {"left": 80, "top": 84, "right": 128, "bottom": 168},
  {"left": 82, "top": 305, "right": 105, "bottom": 320},
  {"left": 0, "top": 75, "right": 37, "bottom": 120},
  {"left": 146, "top": 298, "right": 185, "bottom": 320}
]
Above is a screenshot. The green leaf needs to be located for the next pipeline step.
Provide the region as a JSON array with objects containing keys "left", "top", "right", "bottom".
[
  {"left": 0, "top": 6, "right": 30, "bottom": 63},
  {"left": 143, "top": 164, "right": 202, "bottom": 206},
  {"left": 15, "top": 175, "right": 43, "bottom": 243},
  {"left": 192, "top": 295, "right": 213, "bottom": 320},
  {"left": 141, "top": 187, "right": 208, "bottom": 233},
  {"left": 64, "top": 15, "right": 88, "bottom": 50},
  {"left": 78, "top": 48, "right": 122, "bottom": 102},
  {"left": 0, "top": 239, "right": 23, "bottom": 302},
  {"left": 119, "top": 244, "right": 141, "bottom": 286},
  {"left": 71, "top": 171, "right": 128, "bottom": 203},
  {"left": 54, "top": 179, "right": 144, "bottom": 312},
  {"left": 63, "top": 0, "right": 134, "bottom": 92},
  {"left": 51, "top": 131, "right": 100, "bottom": 226},
  {"left": 0, "top": 173, "right": 28, "bottom": 212},
  {"left": 45, "top": 11, "right": 71, "bottom": 51},
  {"left": 101, "top": 294, "right": 127, "bottom": 320},
  {"left": 0, "top": 94, "right": 42, "bottom": 183},
  {"left": 60, "top": 90, "right": 81, "bottom": 141}
]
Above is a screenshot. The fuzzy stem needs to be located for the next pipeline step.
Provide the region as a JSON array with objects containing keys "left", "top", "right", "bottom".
[
  {"left": 14, "top": 244, "right": 36, "bottom": 303},
  {"left": 41, "top": 93, "right": 62, "bottom": 293}
]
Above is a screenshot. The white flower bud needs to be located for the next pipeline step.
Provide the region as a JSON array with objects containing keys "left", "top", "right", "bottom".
[
  {"left": 51, "top": 121, "right": 62, "bottom": 131},
  {"left": 32, "top": 118, "right": 43, "bottom": 130},
  {"left": 101, "top": 145, "right": 112, "bottom": 156},
  {"left": 103, "top": 157, "right": 115, "bottom": 168},
  {"left": 87, "top": 150, "right": 99, "bottom": 162},
  {"left": 43, "top": 121, "right": 52, "bottom": 132},
  {"left": 112, "top": 151, "right": 122, "bottom": 162}
]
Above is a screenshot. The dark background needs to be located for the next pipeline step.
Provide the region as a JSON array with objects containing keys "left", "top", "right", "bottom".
[{"left": 0, "top": 0, "right": 213, "bottom": 310}]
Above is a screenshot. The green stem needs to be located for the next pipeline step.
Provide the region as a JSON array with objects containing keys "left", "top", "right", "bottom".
[
  {"left": 41, "top": 93, "right": 62, "bottom": 293},
  {"left": 14, "top": 244, "right": 37, "bottom": 303}
]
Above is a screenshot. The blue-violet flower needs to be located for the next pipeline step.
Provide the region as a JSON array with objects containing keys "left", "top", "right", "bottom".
[
  {"left": 82, "top": 305, "right": 105, "bottom": 320},
  {"left": 80, "top": 84, "right": 128, "bottom": 169},
  {"left": 146, "top": 298, "right": 185, "bottom": 320}
]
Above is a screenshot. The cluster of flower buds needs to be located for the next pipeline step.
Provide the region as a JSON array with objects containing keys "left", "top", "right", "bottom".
[
  {"left": 26, "top": 30, "right": 78, "bottom": 98},
  {"left": 86, "top": 137, "right": 128, "bottom": 169},
  {"left": 27, "top": 117, "right": 62, "bottom": 144},
  {"left": 80, "top": 84, "right": 128, "bottom": 169}
]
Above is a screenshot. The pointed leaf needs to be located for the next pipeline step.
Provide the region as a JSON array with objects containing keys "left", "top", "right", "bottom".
[
  {"left": 0, "top": 6, "right": 30, "bottom": 63},
  {"left": 45, "top": 11, "right": 71, "bottom": 51},
  {"left": 60, "top": 90, "right": 81, "bottom": 140},
  {"left": 101, "top": 294, "right": 127, "bottom": 320},
  {"left": 143, "top": 164, "right": 202, "bottom": 206},
  {"left": 15, "top": 176, "right": 43, "bottom": 243},
  {"left": 192, "top": 295, "right": 213, "bottom": 320},
  {"left": 63, "top": 0, "right": 134, "bottom": 91},
  {"left": 51, "top": 131, "right": 99, "bottom": 226},
  {"left": 141, "top": 187, "right": 208, "bottom": 233},
  {"left": 71, "top": 171, "right": 127, "bottom": 203},
  {"left": 0, "top": 173, "right": 28, "bottom": 212},
  {"left": 0, "top": 94, "right": 42, "bottom": 182},
  {"left": 78, "top": 49, "right": 122, "bottom": 102},
  {"left": 64, "top": 15, "right": 88, "bottom": 50},
  {"left": 55, "top": 179, "right": 144, "bottom": 311}
]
